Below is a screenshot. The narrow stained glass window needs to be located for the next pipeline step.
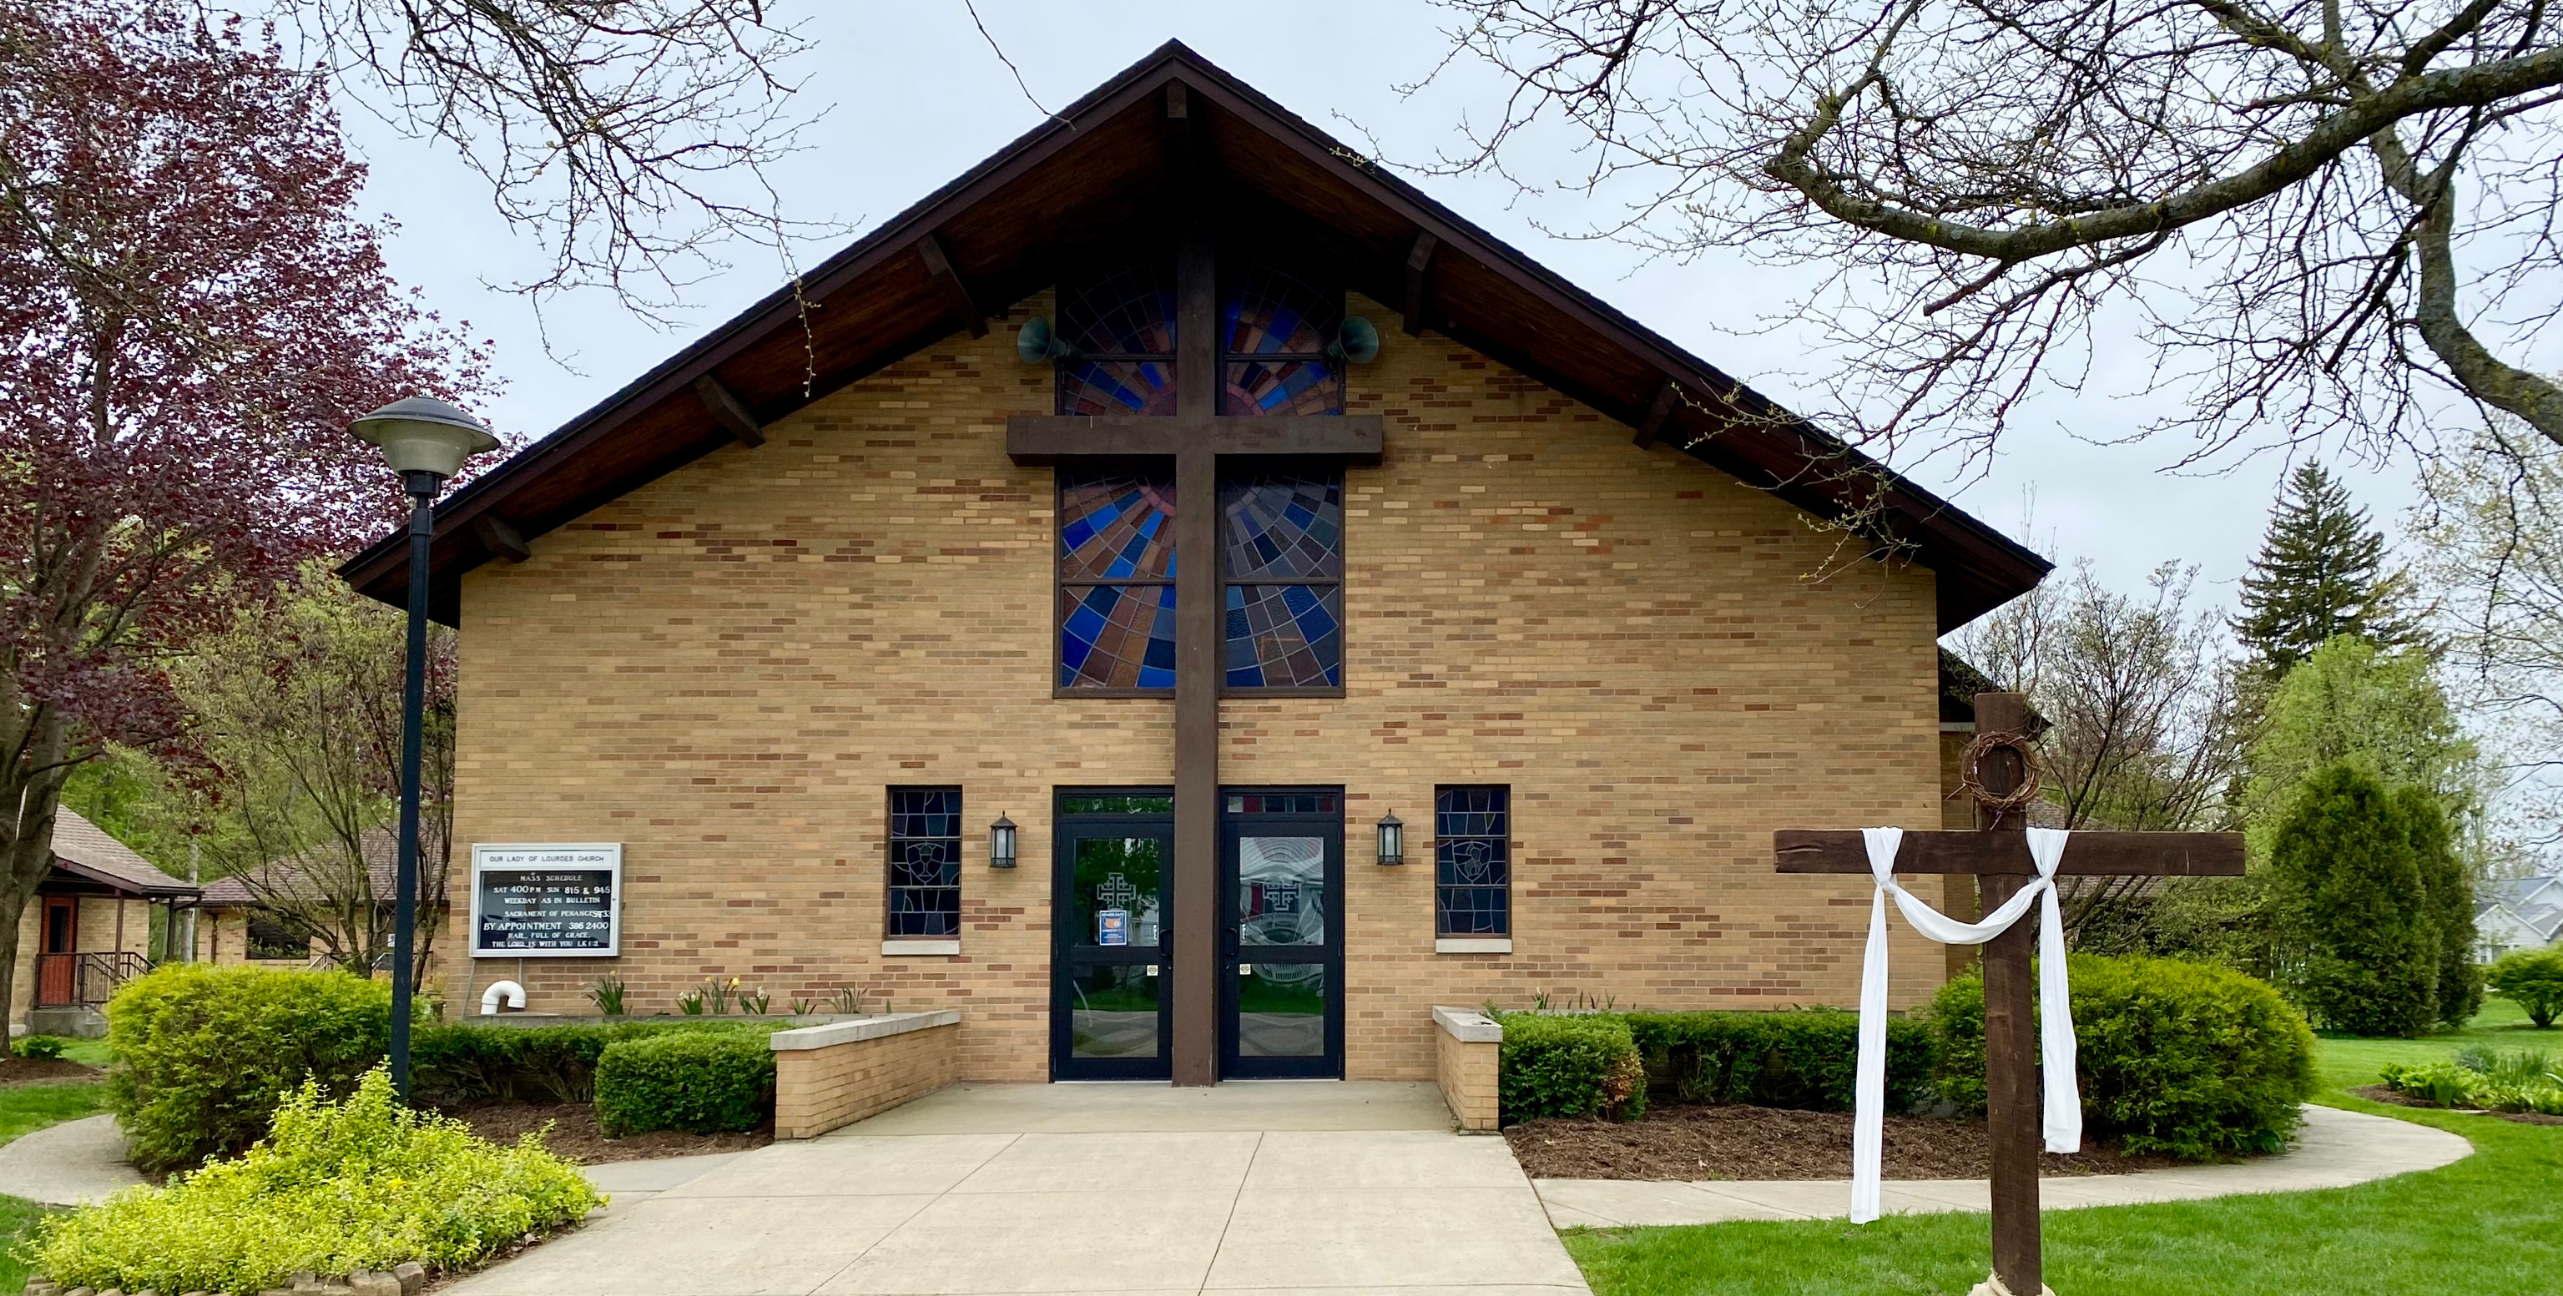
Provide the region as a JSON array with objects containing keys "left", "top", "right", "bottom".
[
  {"left": 888, "top": 788, "right": 962, "bottom": 939},
  {"left": 1059, "top": 260, "right": 1177, "bottom": 416},
  {"left": 1435, "top": 787, "right": 1510, "bottom": 937},
  {"left": 1061, "top": 471, "right": 1177, "bottom": 690},
  {"left": 1221, "top": 260, "right": 1342, "bottom": 417}
]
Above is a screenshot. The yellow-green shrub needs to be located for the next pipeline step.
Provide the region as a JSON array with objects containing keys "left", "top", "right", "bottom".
[
  {"left": 31, "top": 1067, "right": 599, "bottom": 1295},
  {"left": 107, "top": 964, "right": 394, "bottom": 1173}
]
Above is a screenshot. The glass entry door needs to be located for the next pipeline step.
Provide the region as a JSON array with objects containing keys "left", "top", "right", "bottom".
[
  {"left": 1220, "top": 789, "right": 1344, "bottom": 1079},
  {"left": 1051, "top": 792, "right": 1176, "bottom": 1080}
]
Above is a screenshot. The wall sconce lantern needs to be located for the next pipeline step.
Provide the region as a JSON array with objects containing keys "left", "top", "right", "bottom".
[
  {"left": 1376, "top": 812, "right": 1405, "bottom": 866},
  {"left": 989, "top": 813, "right": 1018, "bottom": 869}
]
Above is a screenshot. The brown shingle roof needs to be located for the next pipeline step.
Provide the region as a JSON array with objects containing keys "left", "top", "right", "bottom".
[
  {"left": 48, "top": 808, "right": 197, "bottom": 897},
  {"left": 196, "top": 829, "right": 408, "bottom": 908}
]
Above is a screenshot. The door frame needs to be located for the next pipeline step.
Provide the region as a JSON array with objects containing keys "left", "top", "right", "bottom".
[
  {"left": 1218, "top": 787, "right": 1345, "bottom": 1080},
  {"left": 1049, "top": 789, "right": 1176, "bottom": 1081}
]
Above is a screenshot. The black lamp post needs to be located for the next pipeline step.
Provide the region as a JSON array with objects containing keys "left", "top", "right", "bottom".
[{"left": 352, "top": 397, "right": 499, "bottom": 1103}]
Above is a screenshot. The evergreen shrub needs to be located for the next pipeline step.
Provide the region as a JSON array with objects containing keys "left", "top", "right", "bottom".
[
  {"left": 592, "top": 1030, "right": 776, "bottom": 1135},
  {"left": 1929, "top": 955, "right": 2316, "bottom": 1159},
  {"left": 1497, "top": 1013, "right": 1645, "bottom": 1123},
  {"left": 31, "top": 1068, "right": 598, "bottom": 1295},
  {"left": 411, "top": 1018, "right": 784, "bottom": 1109},
  {"left": 2269, "top": 763, "right": 2442, "bottom": 1036},
  {"left": 1623, "top": 1008, "right": 1933, "bottom": 1112},
  {"left": 2398, "top": 785, "right": 2484, "bottom": 1025},
  {"left": 107, "top": 964, "right": 393, "bottom": 1174},
  {"left": 2486, "top": 948, "right": 2563, "bottom": 1028}
]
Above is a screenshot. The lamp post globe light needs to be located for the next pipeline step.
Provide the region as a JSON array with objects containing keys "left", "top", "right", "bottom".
[{"left": 352, "top": 396, "right": 499, "bottom": 1103}]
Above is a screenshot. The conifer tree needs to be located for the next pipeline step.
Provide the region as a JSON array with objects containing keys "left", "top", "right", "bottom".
[
  {"left": 2397, "top": 785, "right": 2483, "bottom": 1027},
  {"left": 2233, "top": 465, "right": 2418, "bottom": 678},
  {"left": 2268, "top": 763, "right": 2440, "bottom": 1037}
]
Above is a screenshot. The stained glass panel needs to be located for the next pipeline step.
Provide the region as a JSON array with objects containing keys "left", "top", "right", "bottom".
[
  {"left": 1224, "top": 584, "right": 1342, "bottom": 688},
  {"left": 1225, "top": 360, "right": 1340, "bottom": 417},
  {"left": 1062, "top": 475, "right": 1178, "bottom": 580},
  {"left": 1061, "top": 583, "right": 1178, "bottom": 690},
  {"left": 1058, "top": 260, "right": 1177, "bottom": 355},
  {"left": 1222, "top": 476, "right": 1342, "bottom": 579},
  {"left": 888, "top": 788, "right": 962, "bottom": 938},
  {"left": 1435, "top": 786, "right": 1510, "bottom": 936},
  {"left": 1061, "top": 359, "right": 1178, "bottom": 417},
  {"left": 1220, "top": 261, "right": 1341, "bottom": 416}
]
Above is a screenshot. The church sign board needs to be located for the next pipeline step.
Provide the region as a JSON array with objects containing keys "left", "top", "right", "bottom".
[{"left": 470, "top": 844, "right": 623, "bottom": 957}]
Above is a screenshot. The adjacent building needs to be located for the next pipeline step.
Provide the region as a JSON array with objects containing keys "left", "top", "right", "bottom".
[{"left": 13, "top": 808, "right": 196, "bottom": 1035}]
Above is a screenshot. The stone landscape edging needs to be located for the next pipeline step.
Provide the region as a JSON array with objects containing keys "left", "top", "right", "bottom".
[{"left": 1530, "top": 1103, "right": 2473, "bottom": 1228}]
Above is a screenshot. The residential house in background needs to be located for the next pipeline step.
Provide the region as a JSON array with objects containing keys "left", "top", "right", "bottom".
[
  {"left": 191, "top": 829, "right": 448, "bottom": 980},
  {"left": 2478, "top": 874, "right": 2563, "bottom": 960},
  {"left": 14, "top": 808, "right": 198, "bottom": 1036}
]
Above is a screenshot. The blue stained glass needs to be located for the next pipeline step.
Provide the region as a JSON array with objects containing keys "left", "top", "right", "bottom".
[
  {"left": 1060, "top": 583, "right": 1178, "bottom": 690},
  {"left": 1220, "top": 261, "right": 1341, "bottom": 415},
  {"left": 1224, "top": 584, "right": 1340, "bottom": 688},
  {"left": 1434, "top": 786, "right": 1510, "bottom": 937},
  {"left": 1222, "top": 476, "right": 1341, "bottom": 579},
  {"left": 1062, "top": 475, "right": 1176, "bottom": 580}
]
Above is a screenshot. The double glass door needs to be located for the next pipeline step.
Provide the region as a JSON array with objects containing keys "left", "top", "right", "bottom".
[{"left": 1048, "top": 788, "right": 1344, "bottom": 1082}]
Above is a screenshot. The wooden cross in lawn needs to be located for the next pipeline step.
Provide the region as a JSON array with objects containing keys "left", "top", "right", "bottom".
[
  {"left": 1774, "top": 692, "right": 2243, "bottom": 1296},
  {"left": 1006, "top": 82, "right": 1383, "bottom": 1087}
]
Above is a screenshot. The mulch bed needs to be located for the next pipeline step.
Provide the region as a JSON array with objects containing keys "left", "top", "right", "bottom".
[
  {"left": 2351, "top": 1085, "right": 2563, "bottom": 1126},
  {"left": 454, "top": 1103, "right": 773, "bottom": 1163},
  {"left": 1504, "top": 1103, "right": 2190, "bottom": 1181},
  {"left": 0, "top": 1057, "right": 101, "bottom": 1086}
]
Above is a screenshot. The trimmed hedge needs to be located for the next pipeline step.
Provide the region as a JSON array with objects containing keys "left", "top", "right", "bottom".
[
  {"left": 107, "top": 965, "right": 393, "bottom": 1174},
  {"left": 1625, "top": 1009, "right": 1933, "bottom": 1113},
  {"left": 410, "top": 1019, "right": 784, "bottom": 1109},
  {"left": 1498, "top": 1013, "right": 1645, "bottom": 1123},
  {"left": 1930, "top": 955, "right": 2317, "bottom": 1159},
  {"left": 593, "top": 1029, "right": 777, "bottom": 1136}
]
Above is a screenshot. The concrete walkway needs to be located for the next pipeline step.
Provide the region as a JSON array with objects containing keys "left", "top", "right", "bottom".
[
  {"left": 0, "top": 1115, "right": 144, "bottom": 1206},
  {"left": 1533, "top": 1104, "right": 2472, "bottom": 1228},
  {"left": 445, "top": 1081, "right": 1594, "bottom": 1296}
]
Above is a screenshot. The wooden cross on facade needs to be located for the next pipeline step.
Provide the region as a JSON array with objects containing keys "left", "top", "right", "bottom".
[
  {"left": 1774, "top": 693, "right": 2244, "bottom": 1295},
  {"left": 1006, "top": 83, "right": 1384, "bottom": 1087}
]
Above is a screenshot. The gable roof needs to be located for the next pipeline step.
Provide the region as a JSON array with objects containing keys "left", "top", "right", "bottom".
[
  {"left": 49, "top": 808, "right": 197, "bottom": 898},
  {"left": 196, "top": 829, "right": 410, "bottom": 909},
  {"left": 340, "top": 41, "right": 2049, "bottom": 632}
]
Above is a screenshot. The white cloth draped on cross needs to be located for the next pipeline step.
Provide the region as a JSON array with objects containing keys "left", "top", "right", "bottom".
[{"left": 1851, "top": 825, "right": 2082, "bottom": 1223}]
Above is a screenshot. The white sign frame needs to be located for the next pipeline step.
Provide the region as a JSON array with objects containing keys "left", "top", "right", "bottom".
[{"left": 470, "top": 843, "right": 623, "bottom": 958}]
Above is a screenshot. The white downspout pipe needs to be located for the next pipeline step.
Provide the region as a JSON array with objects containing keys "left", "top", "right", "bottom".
[{"left": 479, "top": 980, "right": 526, "bottom": 1015}]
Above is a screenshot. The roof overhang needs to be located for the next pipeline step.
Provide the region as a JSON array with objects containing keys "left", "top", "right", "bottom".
[{"left": 340, "top": 41, "right": 2049, "bottom": 632}]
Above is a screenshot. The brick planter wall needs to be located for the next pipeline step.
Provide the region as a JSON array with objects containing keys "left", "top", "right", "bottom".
[
  {"left": 1433, "top": 1006, "right": 1502, "bottom": 1131},
  {"left": 770, "top": 1010, "right": 962, "bottom": 1138}
]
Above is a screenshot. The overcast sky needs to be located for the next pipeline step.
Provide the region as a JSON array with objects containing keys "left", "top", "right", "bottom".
[{"left": 340, "top": 1, "right": 2482, "bottom": 624}]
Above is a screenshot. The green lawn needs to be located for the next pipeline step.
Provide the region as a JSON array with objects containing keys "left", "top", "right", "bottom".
[
  {"left": 0, "top": 1058, "right": 118, "bottom": 1296},
  {"left": 1563, "top": 998, "right": 2563, "bottom": 1296}
]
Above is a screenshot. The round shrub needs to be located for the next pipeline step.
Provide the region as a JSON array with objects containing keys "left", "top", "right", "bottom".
[
  {"left": 32, "top": 1067, "right": 598, "bottom": 1294},
  {"left": 2486, "top": 948, "right": 2563, "bottom": 1029},
  {"left": 1930, "top": 955, "right": 2316, "bottom": 1159},
  {"left": 593, "top": 1029, "right": 776, "bottom": 1136},
  {"left": 1498, "top": 1012, "right": 1644, "bottom": 1124},
  {"left": 107, "top": 964, "right": 393, "bottom": 1174}
]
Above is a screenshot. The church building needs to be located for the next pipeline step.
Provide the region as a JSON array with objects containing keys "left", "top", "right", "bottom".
[{"left": 342, "top": 44, "right": 2046, "bottom": 1085}]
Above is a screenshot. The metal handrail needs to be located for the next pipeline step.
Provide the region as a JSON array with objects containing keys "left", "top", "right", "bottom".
[{"left": 34, "top": 950, "right": 150, "bottom": 1007}]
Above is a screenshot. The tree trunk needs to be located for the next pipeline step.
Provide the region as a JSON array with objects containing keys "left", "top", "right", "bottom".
[{"left": 0, "top": 710, "right": 76, "bottom": 1058}]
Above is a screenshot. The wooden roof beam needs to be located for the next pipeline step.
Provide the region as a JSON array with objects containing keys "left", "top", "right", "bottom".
[
  {"left": 915, "top": 233, "right": 988, "bottom": 339},
  {"left": 1632, "top": 380, "right": 1681, "bottom": 448},
  {"left": 692, "top": 374, "right": 766, "bottom": 448},
  {"left": 472, "top": 514, "right": 531, "bottom": 564},
  {"left": 1402, "top": 231, "right": 1438, "bottom": 336}
]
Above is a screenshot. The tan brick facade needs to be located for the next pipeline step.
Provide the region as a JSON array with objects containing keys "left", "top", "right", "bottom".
[
  {"left": 444, "top": 290, "right": 1949, "bottom": 1082},
  {"left": 1432, "top": 1007, "right": 1502, "bottom": 1131},
  {"left": 771, "top": 1014, "right": 962, "bottom": 1138}
]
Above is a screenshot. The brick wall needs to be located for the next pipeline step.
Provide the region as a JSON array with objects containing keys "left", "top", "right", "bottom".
[
  {"left": 772, "top": 1015, "right": 962, "bottom": 1138},
  {"left": 1433, "top": 1007, "right": 1502, "bottom": 1131},
  {"left": 445, "top": 289, "right": 1950, "bottom": 1081}
]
